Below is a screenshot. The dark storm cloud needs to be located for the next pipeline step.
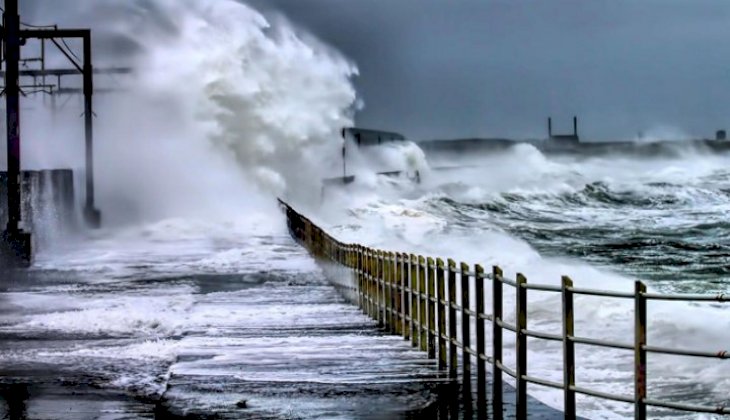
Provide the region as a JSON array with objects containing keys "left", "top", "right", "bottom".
[
  {"left": 18, "top": 0, "right": 730, "bottom": 140},
  {"left": 249, "top": 0, "right": 730, "bottom": 141}
]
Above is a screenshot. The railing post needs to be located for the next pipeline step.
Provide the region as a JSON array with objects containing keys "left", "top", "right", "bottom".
[
  {"left": 393, "top": 252, "right": 401, "bottom": 335},
  {"left": 361, "top": 248, "right": 366, "bottom": 314},
  {"left": 419, "top": 255, "right": 428, "bottom": 352},
  {"left": 380, "top": 250, "right": 389, "bottom": 331},
  {"left": 437, "top": 258, "right": 447, "bottom": 370},
  {"left": 461, "top": 262, "right": 472, "bottom": 391},
  {"left": 373, "top": 249, "right": 378, "bottom": 321},
  {"left": 448, "top": 259, "right": 458, "bottom": 379},
  {"left": 410, "top": 254, "right": 419, "bottom": 348},
  {"left": 369, "top": 249, "right": 375, "bottom": 319},
  {"left": 492, "top": 266, "right": 504, "bottom": 420},
  {"left": 358, "top": 246, "right": 364, "bottom": 311},
  {"left": 385, "top": 251, "right": 392, "bottom": 331},
  {"left": 427, "top": 257, "right": 436, "bottom": 359},
  {"left": 635, "top": 281, "right": 647, "bottom": 420},
  {"left": 355, "top": 245, "right": 362, "bottom": 309},
  {"left": 562, "top": 276, "right": 576, "bottom": 419},
  {"left": 353, "top": 248, "right": 357, "bottom": 301},
  {"left": 378, "top": 250, "right": 385, "bottom": 327},
  {"left": 365, "top": 249, "right": 371, "bottom": 317},
  {"left": 368, "top": 249, "right": 376, "bottom": 320},
  {"left": 475, "top": 264, "right": 486, "bottom": 413},
  {"left": 389, "top": 252, "right": 397, "bottom": 334},
  {"left": 401, "top": 253, "right": 409, "bottom": 340},
  {"left": 516, "top": 273, "right": 528, "bottom": 419}
]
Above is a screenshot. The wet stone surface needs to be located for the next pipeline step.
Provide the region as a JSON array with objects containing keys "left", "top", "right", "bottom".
[{"left": 0, "top": 235, "right": 563, "bottom": 419}]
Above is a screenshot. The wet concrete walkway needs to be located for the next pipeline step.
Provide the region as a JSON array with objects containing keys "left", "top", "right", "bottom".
[
  {"left": 1, "top": 235, "right": 564, "bottom": 419},
  {"left": 159, "top": 268, "right": 452, "bottom": 418}
]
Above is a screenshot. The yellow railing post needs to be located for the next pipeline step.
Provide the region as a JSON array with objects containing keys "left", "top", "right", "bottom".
[
  {"left": 427, "top": 257, "right": 436, "bottom": 359},
  {"left": 372, "top": 249, "right": 377, "bottom": 321},
  {"left": 410, "top": 254, "right": 418, "bottom": 348},
  {"left": 371, "top": 250, "right": 377, "bottom": 321},
  {"left": 389, "top": 252, "right": 396, "bottom": 334},
  {"left": 448, "top": 259, "right": 458, "bottom": 379},
  {"left": 385, "top": 251, "right": 391, "bottom": 331},
  {"left": 492, "top": 266, "right": 504, "bottom": 420},
  {"left": 368, "top": 249, "right": 375, "bottom": 319},
  {"left": 635, "top": 281, "right": 647, "bottom": 420},
  {"left": 392, "top": 252, "right": 398, "bottom": 334},
  {"left": 516, "top": 273, "right": 528, "bottom": 419},
  {"left": 373, "top": 250, "right": 378, "bottom": 323},
  {"left": 402, "top": 253, "right": 410, "bottom": 341},
  {"left": 419, "top": 255, "right": 428, "bottom": 352},
  {"left": 362, "top": 248, "right": 367, "bottom": 314},
  {"left": 461, "top": 262, "right": 472, "bottom": 392},
  {"left": 377, "top": 250, "right": 384, "bottom": 328},
  {"left": 358, "top": 246, "right": 364, "bottom": 311},
  {"left": 390, "top": 252, "right": 403, "bottom": 335},
  {"left": 562, "top": 276, "right": 576, "bottom": 419},
  {"left": 437, "top": 258, "right": 447, "bottom": 370},
  {"left": 371, "top": 249, "right": 376, "bottom": 318},
  {"left": 373, "top": 249, "right": 378, "bottom": 321},
  {"left": 475, "top": 264, "right": 487, "bottom": 412}
]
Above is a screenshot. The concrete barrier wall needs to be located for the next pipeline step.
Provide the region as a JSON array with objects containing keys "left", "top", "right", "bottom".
[{"left": 0, "top": 169, "right": 76, "bottom": 232}]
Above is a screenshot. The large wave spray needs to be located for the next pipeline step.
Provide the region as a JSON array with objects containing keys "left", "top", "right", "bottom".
[{"left": 23, "top": 0, "right": 358, "bottom": 228}]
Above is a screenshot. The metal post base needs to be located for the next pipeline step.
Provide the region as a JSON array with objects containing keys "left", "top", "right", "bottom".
[
  {"left": 1, "top": 229, "right": 32, "bottom": 268},
  {"left": 83, "top": 206, "right": 101, "bottom": 229}
]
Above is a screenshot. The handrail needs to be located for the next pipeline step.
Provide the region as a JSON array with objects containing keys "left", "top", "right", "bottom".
[
  {"left": 570, "top": 286, "right": 634, "bottom": 299},
  {"left": 570, "top": 335, "right": 634, "bottom": 351},
  {"left": 523, "top": 283, "right": 562, "bottom": 292},
  {"left": 278, "top": 199, "right": 730, "bottom": 419},
  {"left": 644, "top": 292, "right": 729, "bottom": 302}
]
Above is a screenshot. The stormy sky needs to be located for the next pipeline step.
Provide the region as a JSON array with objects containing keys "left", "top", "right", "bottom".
[
  {"left": 19, "top": 0, "right": 730, "bottom": 141},
  {"left": 250, "top": 0, "right": 730, "bottom": 141}
]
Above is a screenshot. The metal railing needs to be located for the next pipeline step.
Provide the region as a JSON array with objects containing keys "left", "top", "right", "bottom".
[{"left": 279, "top": 199, "right": 730, "bottom": 419}]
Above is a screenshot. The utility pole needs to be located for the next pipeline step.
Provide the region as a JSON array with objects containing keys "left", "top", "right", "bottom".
[
  {"left": 17, "top": 30, "right": 106, "bottom": 228},
  {"left": 82, "top": 34, "right": 100, "bottom": 227},
  {"left": 1, "top": 0, "right": 32, "bottom": 266}
]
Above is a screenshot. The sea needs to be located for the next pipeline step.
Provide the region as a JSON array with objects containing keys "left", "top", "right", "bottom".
[{"left": 1, "top": 0, "right": 729, "bottom": 419}]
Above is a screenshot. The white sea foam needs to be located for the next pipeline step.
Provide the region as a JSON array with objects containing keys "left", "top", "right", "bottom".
[
  {"left": 3, "top": 285, "right": 195, "bottom": 337},
  {"left": 314, "top": 143, "right": 730, "bottom": 417}
]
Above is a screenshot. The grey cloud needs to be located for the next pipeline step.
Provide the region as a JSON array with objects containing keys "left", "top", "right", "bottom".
[
  {"left": 248, "top": 0, "right": 730, "bottom": 141},
  {"left": 18, "top": 0, "right": 730, "bottom": 140}
]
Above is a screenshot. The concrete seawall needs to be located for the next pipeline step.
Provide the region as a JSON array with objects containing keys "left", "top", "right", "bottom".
[{"left": 0, "top": 169, "right": 76, "bottom": 232}]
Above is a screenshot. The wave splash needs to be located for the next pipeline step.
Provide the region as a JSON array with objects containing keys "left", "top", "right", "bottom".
[{"left": 23, "top": 0, "right": 359, "bottom": 225}]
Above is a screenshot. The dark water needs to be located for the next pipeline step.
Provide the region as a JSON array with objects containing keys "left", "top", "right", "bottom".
[{"left": 439, "top": 176, "right": 730, "bottom": 292}]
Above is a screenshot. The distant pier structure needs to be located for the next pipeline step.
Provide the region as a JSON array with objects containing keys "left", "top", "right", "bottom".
[
  {"left": 342, "top": 127, "right": 406, "bottom": 146},
  {"left": 548, "top": 116, "right": 580, "bottom": 142},
  {"left": 0, "top": 0, "right": 130, "bottom": 266}
]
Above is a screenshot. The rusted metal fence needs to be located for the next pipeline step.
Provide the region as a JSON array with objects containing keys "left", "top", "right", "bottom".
[{"left": 279, "top": 199, "right": 730, "bottom": 419}]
